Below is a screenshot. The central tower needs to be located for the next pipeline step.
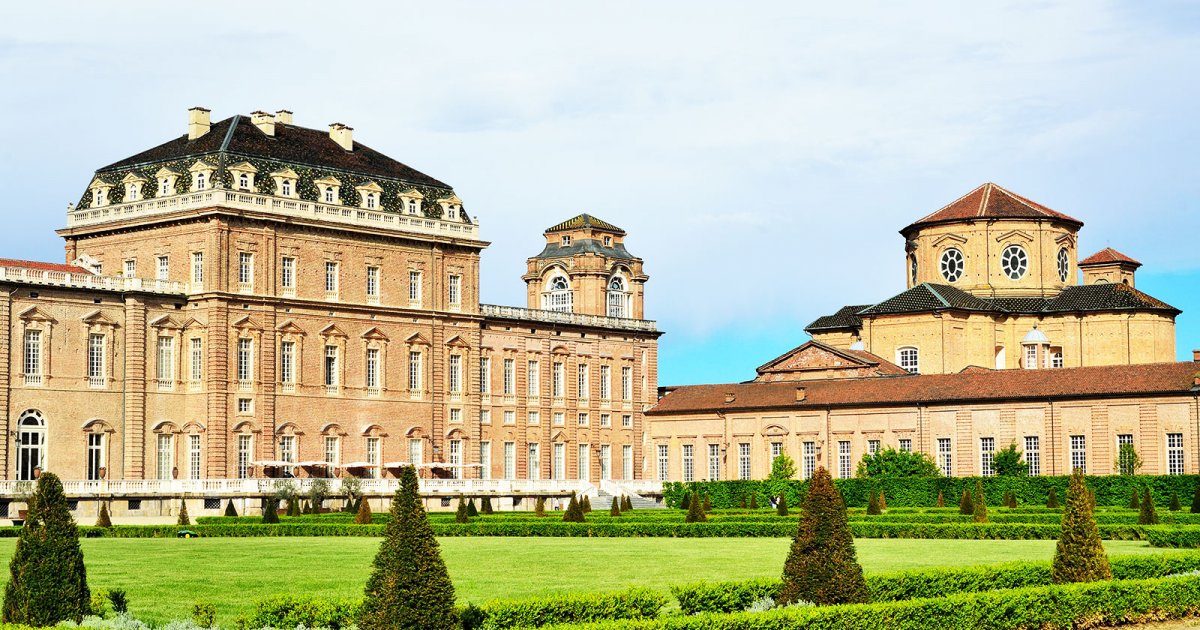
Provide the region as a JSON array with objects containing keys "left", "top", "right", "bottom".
[{"left": 523, "top": 214, "right": 648, "bottom": 319}]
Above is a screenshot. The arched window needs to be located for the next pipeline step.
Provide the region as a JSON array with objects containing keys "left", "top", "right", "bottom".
[
  {"left": 17, "top": 410, "right": 46, "bottom": 481},
  {"left": 366, "top": 193, "right": 376, "bottom": 209},
  {"left": 239, "top": 174, "right": 249, "bottom": 190},
  {"left": 324, "top": 186, "right": 335, "bottom": 203},
  {"left": 407, "top": 199, "right": 418, "bottom": 215},
  {"left": 607, "top": 276, "right": 630, "bottom": 318},
  {"left": 541, "top": 274, "right": 572, "bottom": 313},
  {"left": 161, "top": 179, "right": 171, "bottom": 195},
  {"left": 196, "top": 173, "right": 206, "bottom": 190},
  {"left": 1057, "top": 248, "right": 1070, "bottom": 283},
  {"left": 128, "top": 184, "right": 140, "bottom": 200},
  {"left": 940, "top": 248, "right": 964, "bottom": 282},
  {"left": 281, "top": 180, "right": 292, "bottom": 196},
  {"left": 896, "top": 347, "right": 919, "bottom": 374}
]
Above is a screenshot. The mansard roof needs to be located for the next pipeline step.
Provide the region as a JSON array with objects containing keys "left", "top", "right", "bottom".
[
  {"left": 534, "top": 239, "right": 637, "bottom": 260},
  {"left": 1080, "top": 247, "right": 1142, "bottom": 268},
  {"left": 545, "top": 214, "right": 625, "bottom": 235},
  {"left": 902, "top": 182, "right": 1084, "bottom": 236},
  {"left": 96, "top": 115, "right": 450, "bottom": 189},
  {"left": 649, "top": 361, "right": 1200, "bottom": 415}
]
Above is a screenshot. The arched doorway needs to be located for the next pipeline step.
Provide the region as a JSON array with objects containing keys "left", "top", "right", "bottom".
[{"left": 17, "top": 410, "right": 46, "bottom": 480}]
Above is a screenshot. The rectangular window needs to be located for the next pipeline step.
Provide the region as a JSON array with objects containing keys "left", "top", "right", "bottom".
[
  {"left": 803, "top": 441, "right": 816, "bottom": 480},
  {"left": 577, "top": 364, "right": 590, "bottom": 399},
  {"left": 1070, "top": 435, "right": 1087, "bottom": 473},
  {"left": 366, "top": 266, "right": 379, "bottom": 300},
  {"left": 1024, "top": 344, "right": 1038, "bottom": 369},
  {"left": 1117, "top": 433, "right": 1134, "bottom": 448},
  {"left": 190, "top": 338, "right": 203, "bottom": 383},
  {"left": 156, "top": 434, "right": 173, "bottom": 480},
  {"left": 553, "top": 442, "right": 566, "bottom": 480},
  {"left": 124, "top": 259, "right": 136, "bottom": 278},
  {"left": 324, "top": 261, "right": 339, "bottom": 297},
  {"left": 621, "top": 366, "right": 632, "bottom": 400},
  {"left": 365, "top": 437, "right": 380, "bottom": 479},
  {"left": 479, "top": 441, "right": 490, "bottom": 479},
  {"left": 528, "top": 443, "right": 541, "bottom": 480},
  {"left": 622, "top": 444, "right": 633, "bottom": 480},
  {"left": 23, "top": 330, "right": 41, "bottom": 383},
  {"left": 867, "top": 439, "right": 881, "bottom": 455},
  {"left": 681, "top": 444, "right": 694, "bottom": 482},
  {"left": 280, "top": 256, "right": 295, "bottom": 293},
  {"left": 324, "top": 345, "right": 339, "bottom": 388},
  {"left": 479, "top": 357, "right": 491, "bottom": 394},
  {"left": 237, "top": 398, "right": 252, "bottom": 414},
  {"left": 707, "top": 443, "right": 720, "bottom": 481},
  {"left": 600, "top": 444, "right": 612, "bottom": 480},
  {"left": 447, "top": 439, "right": 461, "bottom": 479},
  {"left": 1168, "top": 433, "right": 1185, "bottom": 475},
  {"left": 503, "top": 442, "right": 515, "bottom": 479},
  {"left": 279, "top": 435, "right": 296, "bottom": 464},
  {"left": 409, "top": 270, "right": 422, "bottom": 305},
  {"left": 480, "top": 410, "right": 491, "bottom": 425},
  {"left": 1024, "top": 435, "right": 1040, "bottom": 476},
  {"left": 657, "top": 444, "right": 669, "bottom": 481},
  {"left": 527, "top": 360, "right": 540, "bottom": 397},
  {"left": 1051, "top": 348, "right": 1064, "bottom": 369},
  {"left": 156, "top": 255, "right": 169, "bottom": 281},
  {"left": 898, "top": 347, "right": 919, "bottom": 374},
  {"left": 599, "top": 413, "right": 611, "bottom": 428},
  {"left": 578, "top": 412, "right": 589, "bottom": 427},
  {"left": 448, "top": 354, "right": 461, "bottom": 393},
  {"left": 503, "top": 358, "right": 514, "bottom": 395},
  {"left": 279, "top": 340, "right": 294, "bottom": 386},
  {"left": 87, "top": 333, "right": 105, "bottom": 386},
  {"left": 237, "top": 434, "right": 252, "bottom": 479},
  {"left": 409, "top": 351, "right": 422, "bottom": 391},
  {"left": 86, "top": 433, "right": 104, "bottom": 481},
  {"left": 578, "top": 444, "right": 591, "bottom": 481},
  {"left": 366, "top": 348, "right": 380, "bottom": 391},
  {"left": 236, "top": 338, "right": 253, "bottom": 384},
  {"left": 156, "top": 336, "right": 174, "bottom": 388},
  {"left": 324, "top": 436, "right": 339, "bottom": 467},
  {"left": 406, "top": 438, "right": 423, "bottom": 468},
  {"left": 899, "top": 438, "right": 912, "bottom": 452},
  {"left": 938, "top": 438, "right": 953, "bottom": 476},
  {"left": 980, "top": 437, "right": 995, "bottom": 477},
  {"left": 599, "top": 365, "right": 611, "bottom": 400},
  {"left": 504, "top": 410, "right": 515, "bottom": 425},
  {"left": 448, "top": 274, "right": 461, "bottom": 306},
  {"left": 838, "top": 441, "right": 851, "bottom": 479},
  {"left": 553, "top": 412, "right": 565, "bottom": 426},
  {"left": 553, "top": 362, "right": 565, "bottom": 397},
  {"left": 188, "top": 434, "right": 202, "bottom": 480},
  {"left": 527, "top": 411, "right": 540, "bottom": 425},
  {"left": 621, "top": 414, "right": 633, "bottom": 428},
  {"left": 770, "top": 442, "right": 783, "bottom": 460},
  {"left": 238, "top": 252, "right": 253, "bottom": 288},
  {"left": 191, "top": 252, "right": 204, "bottom": 286},
  {"left": 738, "top": 443, "right": 751, "bottom": 480}
]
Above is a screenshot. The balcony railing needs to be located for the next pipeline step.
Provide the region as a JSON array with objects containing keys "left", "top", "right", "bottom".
[
  {"left": 23, "top": 374, "right": 42, "bottom": 386},
  {"left": 88, "top": 376, "right": 105, "bottom": 389},
  {"left": 480, "top": 304, "right": 657, "bottom": 333},
  {"left": 0, "top": 266, "right": 186, "bottom": 296},
  {"left": 67, "top": 190, "right": 481, "bottom": 240}
]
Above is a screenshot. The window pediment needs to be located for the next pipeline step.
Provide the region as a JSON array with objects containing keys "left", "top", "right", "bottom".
[
  {"left": 355, "top": 181, "right": 384, "bottom": 194},
  {"left": 995, "top": 229, "right": 1034, "bottom": 244},
  {"left": 320, "top": 323, "right": 348, "bottom": 338},
  {"left": 81, "top": 310, "right": 118, "bottom": 328},
  {"left": 181, "top": 420, "right": 206, "bottom": 434},
  {"left": 270, "top": 167, "right": 299, "bottom": 180},
  {"left": 148, "top": 314, "right": 181, "bottom": 330},
  {"left": 361, "top": 423, "right": 387, "bottom": 437},
  {"left": 151, "top": 420, "right": 180, "bottom": 434},
  {"left": 88, "top": 177, "right": 114, "bottom": 190},
  {"left": 931, "top": 233, "right": 968, "bottom": 248},
  {"left": 1055, "top": 232, "right": 1077, "bottom": 248},
  {"left": 276, "top": 320, "right": 305, "bottom": 336},
  {"left": 275, "top": 422, "right": 302, "bottom": 436},
  {"left": 231, "top": 315, "right": 262, "bottom": 331},
  {"left": 361, "top": 327, "right": 389, "bottom": 342},
  {"left": 405, "top": 332, "right": 431, "bottom": 346},
  {"left": 188, "top": 160, "right": 215, "bottom": 173},
  {"left": 444, "top": 334, "right": 470, "bottom": 348},
  {"left": 313, "top": 175, "right": 341, "bottom": 187},
  {"left": 155, "top": 167, "right": 181, "bottom": 179},
  {"left": 18, "top": 306, "right": 56, "bottom": 324},
  {"left": 320, "top": 423, "right": 347, "bottom": 436},
  {"left": 228, "top": 161, "right": 259, "bottom": 174},
  {"left": 761, "top": 424, "right": 790, "bottom": 437},
  {"left": 180, "top": 317, "right": 206, "bottom": 331},
  {"left": 121, "top": 172, "right": 147, "bottom": 184},
  {"left": 232, "top": 420, "right": 261, "bottom": 434}
]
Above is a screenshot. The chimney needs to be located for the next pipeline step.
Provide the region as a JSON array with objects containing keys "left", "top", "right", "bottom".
[
  {"left": 723, "top": 392, "right": 736, "bottom": 404},
  {"left": 1193, "top": 349, "right": 1200, "bottom": 363},
  {"left": 250, "top": 111, "right": 275, "bottom": 136},
  {"left": 275, "top": 109, "right": 293, "bottom": 125},
  {"left": 329, "top": 123, "right": 354, "bottom": 151},
  {"left": 795, "top": 387, "right": 807, "bottom": 402},
  {"left": 187, "top": 107, "right": 211, "bottom": 140}
]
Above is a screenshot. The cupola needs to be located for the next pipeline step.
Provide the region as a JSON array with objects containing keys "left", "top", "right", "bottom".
[{"left": 1079, "top": 247, "right": 1141, "bottom": 288}]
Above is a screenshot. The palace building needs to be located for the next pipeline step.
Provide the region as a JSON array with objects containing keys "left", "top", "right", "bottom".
[
  {"left": 648, "top": 184, "right": 1199, "bottom": 481},
  {"left": 0, "top": 107, "right": 660, "bottom": 494}
]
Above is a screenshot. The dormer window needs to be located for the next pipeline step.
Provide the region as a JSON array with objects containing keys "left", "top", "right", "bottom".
[
  {"left": 366, "top": 193, "right": 376, "bottom": 209},
  {"left": 324, "top": 187, "right": 335, "bottom": 203},
  {"left": 161, "top": 180, "right": 171, "bottom": 195},
  {"left": 94, "top": 188, "right": 106, "bottom": 206},
  {"left": 128, "top": 183, "right": 140, "bottom": 200},
  {"left": 561, "top": 236, "right": 572, "bottom": 246},
  {"left": 195, "top": 172, "right": 206, "bottom": 190},
  {"left": 281, "top": 180, "right": 292, "bottom": 196},
  {"left": 447, "top": 205, "right": 458, "bottom": 220},
  {"left": 603, "top": 236, "right": 612, "bottom": 246},
  {"left": 239, "top": 174, "right": 249, "bottom": 190},
  {"left": 408, "top": 199, "right": 418, "bottom": 214}
]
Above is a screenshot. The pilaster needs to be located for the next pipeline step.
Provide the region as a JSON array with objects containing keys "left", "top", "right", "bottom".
[{"left": 122, "top": 297, "right": 147, "bottom": 477}]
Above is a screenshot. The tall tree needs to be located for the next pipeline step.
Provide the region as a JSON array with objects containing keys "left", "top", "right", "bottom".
[
  {"left": 769, "top": 454, "right": 797, "bottom": 480},
  {"left": 1052, "top": 469, "right": 1112, "bottom": 583},
  {"left": 3, "top": 473, "right": 91, "bottom": 625},
  {"left": 778, "top": 467, "right": 868, "bottom": 605},
  {"left": 855, "top": 447, "right": 941, "bottom": 478},
  {"left": 360, "top": 466, "right": 458, "bottom": 630},
  {"left": 991, "top": 443, "right": 1029, "bottom": 476},
  {"left": 1115, "top": 443, "right": 1143, "bottom": 476}
]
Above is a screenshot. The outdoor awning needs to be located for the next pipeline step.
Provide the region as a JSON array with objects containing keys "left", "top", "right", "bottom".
[
  {"left": 418, "top": 462, "right": 483, "bottom": 468},
  {"left": 337, "top": 461, "right": 376, "bottom": 469},
  {"left": 295, "top": 461, "right": 330, "bottom": 467},
  {"left": 382, "top": 461, "right": 413, "bottom": 468},
  {"left": 252, "top": 460, "right": 294, "bottom": 467}
]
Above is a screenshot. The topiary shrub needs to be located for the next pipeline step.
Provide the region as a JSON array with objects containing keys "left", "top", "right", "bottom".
[
  {"left": 177, "top": 499, "right": 191, "bottom": 526},
  {"left": 262, "top": 498, "right": 280, "bottom": 524},
  {"left": 360, "top": 465, "right": 458, "bottom": 630},
  {"left": 287, "top": 497, "right": 300, "bottom": 517},
  {"left": 959, "top": 489, "right": 974, "bottom": 515},
  {"left": 702, "top": 494, "right": 712, "bottom": 513},
  {"left": 622, "top": 496, "right": 633, "bottom": 512},
  {"left": 610, "top": 497, "right": 621, "bottom": 517},
  {"left": 355, "top": 498, "right": 373, "bottom": 525},
  {"left": 534, "top": 497, "right": 546, "bottom": 517},
  {"left": 581, "top": 495, "right": 592, "bottom": 513},
  {"left": 95, "top": 503, "right": 112, "bottom": 529},
  {"left": 776, "top": 494, "right": 789, "bottom": 517},
  {"left": 866, "top": 490, "right": 881, "bottom": 516},
  {"left": 1007, "top": 490, "right": 1018, "bottom": 509},
  {"left": 481, "top": 497, "right": 494, "bottom": 515},
  {"left": 878, "top": 490, "right": 887, "bottom": 511},
  {"left": 224, "top": 500, "right": 238, "bottom": 517},
  {"left": 1171, "top": 491, "right": 1182, "bottom": 512},
  {"left": 467, "top": 498, "right": 479, "bottom": 518},
  {"left": 936, "top": 491, "right": 944, "bottom": 508},
  {"left": 778, "top": 467, "right": 867, "bottom": 605},
  {"left": 1047, "top": 487, "right": 1060, "bottom": 509},
  {"left": 455, "top": 497, "right": 470, "bottom": 524},
  {"left": 685, "top": 492, "right": 707, "bottom": 523},
  {"left": 2, "top": 472, "right": 91, "bottom": 626},
  {"left": 739, "top": 495, "right": 747, "bottom": 509},
  {"left": 680, "top": 492, "right": 691, "bottom": 510},
  {"left": 1129, "top": 487, "right": 1141, "bottom": 510},
  {"left": 749, "top": 493, "right": 759, "bottom": 510},
  {"left": 1052, "top": 469, "right": 1112, "bottom": 583},
  {"left": 972, "top": 480, "right": 988, "bottom": 523},
  {"left": 562, "top": 495, "right": 585, "bottom": 523},
  {"left": 1192, "top": 481, "right": 1200, "bottom": 514},
  {"left": 1139, "top": 487, "right": 1159, "bottom": 525}
]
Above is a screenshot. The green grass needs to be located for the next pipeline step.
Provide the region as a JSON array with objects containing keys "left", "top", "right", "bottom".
[{"left": 0, "top": 537, "right": 1175, "bottom": 625}]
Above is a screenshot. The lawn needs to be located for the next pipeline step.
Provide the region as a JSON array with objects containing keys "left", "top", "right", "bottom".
[{"left": 0, "top": 537, "right": 1174, "bottom": 625}]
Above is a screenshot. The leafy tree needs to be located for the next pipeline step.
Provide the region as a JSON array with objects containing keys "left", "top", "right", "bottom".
[
  {"left": 455, "top": 497, "right": 470, "bottom": 523},
  {"left": 224, "top": 500, "right": 238, "bottom": 517},
  {"left": 991, "top": 443, "right": 1029, "bottom": 476},
  {"left": 308, "top": 478, "right": 330, "bottom": 514},
  {"left": 2, "top": 473, "right": 91, "bottom": 626},
  {"left": 1170, "top": 491, "right": 1182, "bottom": 512},
  {"left": 610, "top": 497, "right": 621, "bottom": 517},
  {"left": 958, "top": 489, "right": 974, "bottom": 515},
  {"left": 1115, "top": 443, "right": 1143, "bottom": 476},
  {"left": 936, "top": 490, "right": 944, "bottom": 508},
  {"left": 360, "top": 466, "right": 458, "bottom": 630},
  {"left": 769, "top": 454, "right": 797, "bottom": 481},
  {"left": 1128, "top": 487, "right": 1141, "bottom": 510},
  {"left": 855, "top": 448, "right": 940, "bottom": 478},
  {"left": 972, "top": 480, "right": 987, "bottom": 523},
  {"left": 95, "top": 503, "right": 112, "bottom": 529},
  {"left": 776, "top": 494, "right": 789, "bottom": 517},
  {"left": 685, "top": 492, "right": 707, "bottom": 523},
  {"left": 177, "top": 499, "right": 191, "bottom": 526},
  {"left": 1139, "top": 487, "right": 1159, "bottom": 525},
  {"left": 749, "top": 493, "right": 759, "bottom": 510},
  {"left": 1047, "top": 487, "right": 1060, "bottom": 509},
  {"left": 341, "top": 477, "right": 363, "bottom": 512},
  {"left": 262, "top": 498, "right": 280, "bottom": 524},
  {"left": 778, "top": 467, "right": 867, "bottom": 605},
  {"left": 866, "top": 489, "right": 881, "bottom": 515},
  {"left": 466, "top": 499, "right": 479, "bottom": 518},
  {"left": 534, "top": 497, "right": 546, "bottom": 517},
  {"left": 1052, "top": 469, "right": 1112, "bottom": 583},
  {"left": 355, "top": 498, "right": 373, "bottom": 525}
]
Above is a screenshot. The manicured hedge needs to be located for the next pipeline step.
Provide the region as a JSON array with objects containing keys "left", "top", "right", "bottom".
[
  {"left": 666, "top": 474, "right": 1200, "bottom": 509},
  {"left": 670, "top": 553, "right": 1200, "bottom": 614},
  {"left": 1145, "top": 525, "right": 1200, "bottom": 548},
  {"left": 242, "top": 594, "right": 361, "bottom": 629},
  {"left": 548, "top": 575, "right": 1200, "bottom": 630}
]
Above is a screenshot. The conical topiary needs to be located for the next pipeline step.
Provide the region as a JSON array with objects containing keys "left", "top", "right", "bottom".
[
  {"left": 610, "top": 497, "right": 621, "bottom": 517},
  {"left": 702, "top": 493, "right": 712, "bottom": 512},
  {"left": 622, "top": 495, "right": 633, "bottom": 512},
  {"left": 534, "top": 497, "right": 546, "bottom": 517},
  {"left": 1192, "top": 482, "right": 1200, "bottom": 514},
  {"left": 1139, "top": 487, "right": 1159, "bottom": 525},
  {"left": 685, "top": 491, "right": 707, "bottom": 523},
  {"left": 481, "top": 497, "right": 494, "bottom": 515},
  {"left": 936, "top": 490, "right": 945, "bottom": 508},
  {"left": 287, "top": 497, "right": 300, "bottom": 517},
  {"left": 972, "top": 480, "right": 987, "bottom": 523},
  {"left": 778, "top": 467, "right": 867, "bottom": 605},
  {"left": 581, "top": 495, "right": 592, "bottom": 513},
  {"left": 776, "top": 494, "right": 789, "bottom": 517},
  {"left": 1052, "top": 469, "right": 1111, "bottom": 584},
  {"left": 359, "top": 466, "right": 458, "bottom": 630},
  {"left": 680, "top": 492, "right": 691, "bottom": 510},
  {"left": 224, "top": 500, "right": 238, "bottom": 517},
  {"left": 1129, "top": 487, "right": 1140, "bottom": 510},
  {"left": 749, "top": 493, "right": 759, "bottom": 510},
  {"left": 878, "top": 490, "right": 887, "bottom": 511},
  {"left": 466, "top": 498, "right": 479, "bottom": 518},
  {"left": 1170, "top": 491, "right": 1182, "bottom": 512},
  {"left": 1007, "top": 490, "right": 1018, "bottom": 509},
  {"left": 95, "top": 503, "right": 112, "bottom": 529},
  {"left": 2, "top": 472, "right": 91, "bottom": 626},
  {"left": 355, "top": 498, "right": 373, "bottom": 525},
  {"left": 177, "top": 499, "right": 191, "bottom": 526},
  {"left": 866, "top": 490, "right": 881, "bottom": 516},
  {"left": 262, "top": 498, "right": 280, "bottom": 524},
  {"left": 562, "top": 495, "right": 585, "bottom": 523},
  {"left": 455, "top": 497, "right": 470, "bottom": 523},
  {"left": 1047, "top": 487, "right": 1060, "bottom": 509},
  {"left": 739, "top": 495, "right": 747, "bottom": 509},
  {"left": 959, "top": 489, "right": 974, "bottom": 515}
]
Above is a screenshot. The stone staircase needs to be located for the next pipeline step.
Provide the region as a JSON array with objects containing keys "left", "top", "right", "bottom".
[{"left": 592, "top": 489, "right": 663, "bottom": 510}]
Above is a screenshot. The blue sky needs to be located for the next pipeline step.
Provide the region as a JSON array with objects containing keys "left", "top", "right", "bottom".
[{"left": 1, "top": 1, "right": 1197, "bottom": 385}]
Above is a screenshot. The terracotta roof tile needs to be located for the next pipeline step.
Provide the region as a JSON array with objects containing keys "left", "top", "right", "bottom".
[
  {"left": 0, "top": 258, "right": 91, "bottom": 274},
  {"left": 649, "top": 361, "right": 1200, "bottom": 415},
  {"left": 1080, "top": 247, "right": 1142, "bottom": 267},
  {"left": 902, "top": 183, "right": 1083, "bottom": 235}
]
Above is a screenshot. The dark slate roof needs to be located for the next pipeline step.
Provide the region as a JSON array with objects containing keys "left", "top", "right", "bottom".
[
  {"left": 534, "top": 239, "right": 637, "bottom": 260},
  {"left": 857, "top": 284, "right": 993, "bottom": 316},
  {"left": 902, "top": 182, "right": 1083, "bottom": 235},
  {"left": 1043, "top": 283, "right": 1177, "bottom": 314},
  {"left": 851, "top": 282, "right": 1180, "bottom": 318},
  {"left": 96, "top": 116, "right": 450, "bottom": 189},
  {"left": 1080, "top": 247, "right": 1142, "bottom": 267},
  {"left": 545, "top": 214, "right": 625, "bottom": 235},
  {"left": 805, "top": 304, "right": 871, "bottom": 332}
]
